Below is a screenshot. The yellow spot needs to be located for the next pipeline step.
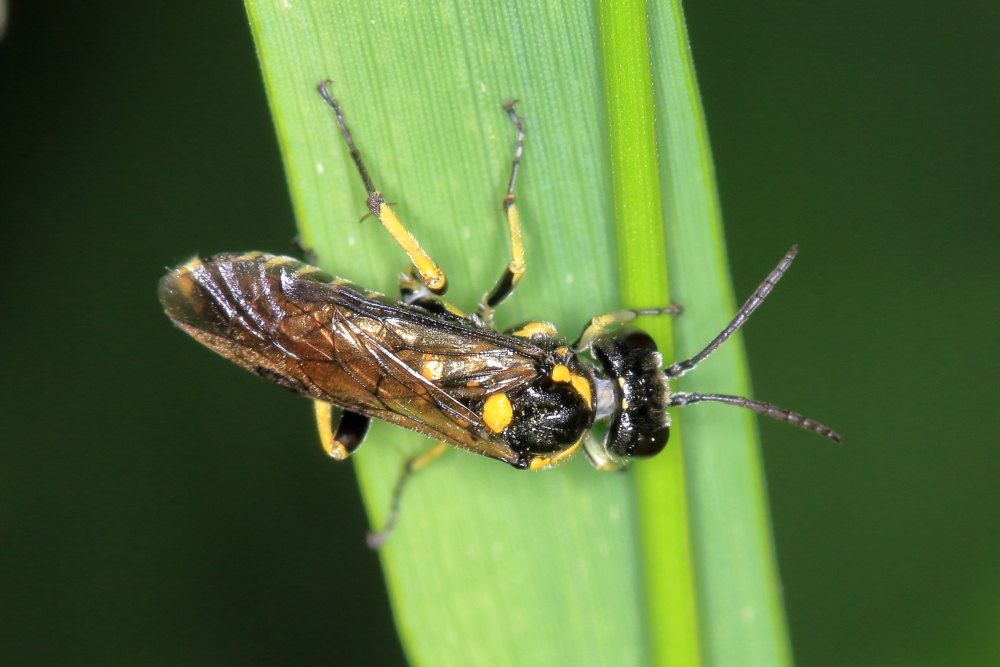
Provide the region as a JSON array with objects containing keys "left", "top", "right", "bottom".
[
  {"left": 265, "top": 255, "right": 295, "bottom": 268},
  {"left": 483, "top": 393, "right": 513, "bottom": 433},
  {"left": 238, "top": 251, "right": 263, "bottom": 260},
  {"left": 570, "top": 374, "right": 593, "bottom": 409},
  {"left": 528, "top": 436, "right": 583, "bottom": 470},
  {"left": 511, "top": 321, "right": 557, "bottom": 338},
  {"left": 422, "top": 358, "right": 444, "bottom": 381},
  {"left": 555, "top": 346, "right": 570, "bottom": 356},
  {"left": 550, "top": 364, "right": 593, "bottom": 410},
  {"left": 621, "top": 399, "right": 629, "bottom": 410},
  {"left": 295, "top": 265, "right": 323, "bottom": 277}
]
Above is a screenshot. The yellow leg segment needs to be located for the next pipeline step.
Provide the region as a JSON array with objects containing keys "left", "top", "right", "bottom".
[
  {"left": 504, "top": 196, "right": 526, "bottom": 283},
  {"left": 317, "top": 80, "right": 447, "bottom": 295},
  {"left": 574, "top": 306, "right": 681, "bottom": 351},
  {"left": 478, "top": 102, "right": 528, "bottom": 321},
  {"left": 314, "top": 400, "right": 347, "bottom": 460},
  {"left": 314, "top": 401, "right": 370, "bottom": 460},
  {"left": 368, "top": 193, "right": 447, "bottom": 294}
]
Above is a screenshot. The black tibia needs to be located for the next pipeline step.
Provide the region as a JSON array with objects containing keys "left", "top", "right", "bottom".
[
  {"left": 486, "top": 260, "right": 517, "bottom": 309},
  {"left": 332, "top": 410, "right": 371, "bottom": 455}
]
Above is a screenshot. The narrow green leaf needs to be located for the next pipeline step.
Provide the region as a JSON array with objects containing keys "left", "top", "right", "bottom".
[
  {"left": 597, "top": 1, "right": 699, "bottom": 665},
  {"left": 244, "top": 1, "right": 789, "bottom": 665},
  {"left": 245, "top": 3, "right": 643, "bottom": 665},
  {"left": 648, "top": 2, "right": 793, "bottom": 665}
]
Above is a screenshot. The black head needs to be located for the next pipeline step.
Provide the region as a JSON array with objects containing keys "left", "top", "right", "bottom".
[{"left": 591, "top": 328, "right": 671, "bottom": 459}]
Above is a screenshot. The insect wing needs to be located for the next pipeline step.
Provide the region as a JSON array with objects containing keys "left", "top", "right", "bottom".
[{"left": 159, "top": 254, "right": 543, "bottom": 465}]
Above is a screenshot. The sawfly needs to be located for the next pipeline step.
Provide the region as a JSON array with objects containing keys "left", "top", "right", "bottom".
[{"left": 160, "top": 81, "right": 840, "bottom": 544}]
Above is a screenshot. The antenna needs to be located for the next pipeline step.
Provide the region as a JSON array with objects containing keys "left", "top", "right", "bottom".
[
  {"left": 665, "top": 245, "right": 797, "bottom": 379},
  {"left": 667, "top": 391, "right": 841, "bottom": 442},
  {"left": 664, "top": 245, "right": 841, "bottom": 442}
]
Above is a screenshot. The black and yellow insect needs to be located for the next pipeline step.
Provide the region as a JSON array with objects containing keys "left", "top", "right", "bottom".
[{"left": 160, "top": 82, "right": 840, "bottom": 541}]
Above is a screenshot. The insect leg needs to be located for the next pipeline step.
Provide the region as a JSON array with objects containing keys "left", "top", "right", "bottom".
[
  {"left": 398, "top": 268, "right": 469, "bottom": 318},
  {"left": 573, "top": 305, "right": 682, "bottom": 351},
  {"left": 477, "top": 102, "right": 526, "bottom": 323},
  {"left": 582, "top": 432, "right": 624, "bottom": 471},
  {"left": 314, "top": 401, "right": 371, "bottom": 460},
  {"left": 316, "top": 81, "right": 448, "bottom": 294},
  {"left": 366, "top": 442, "right": 449, "bottom": 549}
]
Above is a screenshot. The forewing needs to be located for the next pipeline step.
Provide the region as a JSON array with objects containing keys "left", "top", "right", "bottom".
[{"left": 159, "top": 254, "right": 544, "bottom": 465}]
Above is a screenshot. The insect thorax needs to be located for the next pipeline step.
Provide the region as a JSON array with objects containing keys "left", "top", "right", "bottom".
[{"left": 497, "top": 335, "right": 596, "bottom": 466}]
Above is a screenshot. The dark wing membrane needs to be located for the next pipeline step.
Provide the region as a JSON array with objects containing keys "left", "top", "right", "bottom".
[{"left": 158, "top": 253, "right": 546, "bottom": 464}]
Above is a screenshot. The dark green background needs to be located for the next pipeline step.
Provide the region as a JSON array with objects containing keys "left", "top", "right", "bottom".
[{"left": 2, "top": 2, "right": 996, "bottom": 665}]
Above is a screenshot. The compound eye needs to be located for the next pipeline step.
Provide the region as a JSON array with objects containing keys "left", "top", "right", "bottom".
[
  {"left": 629, "top": 425, "right": 670, "bottom": 458},
  {"left": 622, "top": 330, "right": 658, "bottom": 352}
]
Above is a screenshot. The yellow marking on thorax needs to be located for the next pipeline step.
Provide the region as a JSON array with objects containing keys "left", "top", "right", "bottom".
[
  {"left": 551, "top": 364, "right": 593, "bottom": 410},
  {"left": 528, "top": 435, "right": 583, "bottom": 470},
  {"left": 511, "top": 321, "right": 557, "bottom": 339},
  {"left": 571, "top": 374, "right": 592, "bottom": 409},
  {"left": 237, "top": 251, "right": 263, "bottom": 261},
  {"left": 483, "top": 393, "right": 513, "bottom": 433},
  {"left": 551, "top": 364, "right": 570, "bottom": 383}
]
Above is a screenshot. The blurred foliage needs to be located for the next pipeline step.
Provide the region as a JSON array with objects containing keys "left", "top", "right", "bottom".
[{"left": 1, "top": 1, "right": 997, "bottom": 665}]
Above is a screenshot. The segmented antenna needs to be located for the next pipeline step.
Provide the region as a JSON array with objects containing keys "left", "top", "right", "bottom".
[
  {"left": 663, "top": 245, "right": 841, "bottom": 442},
  {"left": 665, "top": 245, "right": 798, "bottom": 379},
  {"left": 667, "top": 391, "right": 842, "bottom": 442}
]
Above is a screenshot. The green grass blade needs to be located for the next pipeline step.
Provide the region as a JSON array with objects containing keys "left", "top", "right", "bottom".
[
  {"left": 244, "top": 3, "right": 643, "bottom": 665},
  {"left": 648, "top": 2, "right": 793, "bottom": 665},
  {"left": 244, "top": 1, "right": 789, "bottom": 664},
  {"left": 597, "top": 1, "right": 700, "bottom": 665}
]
